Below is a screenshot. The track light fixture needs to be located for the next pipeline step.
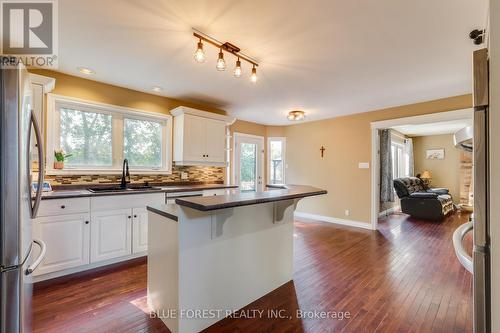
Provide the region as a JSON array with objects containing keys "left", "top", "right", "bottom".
[
  {"left": 250, "top": 65, "right": 258, "bottom": 83},
  {"left": 216, "top": 49, "right": 226, "bottom": 71},
  {"left": 194, "top": 38, "right": 206, "bottom": 63},
  {"left": 193, "top": 29, "right": 259, "bottom": 83},
  {"left": 234, "top": 58, "right": 242, "bottom": 78}
]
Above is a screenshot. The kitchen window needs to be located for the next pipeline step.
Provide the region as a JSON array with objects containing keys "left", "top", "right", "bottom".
[
  {"left": 268, "top": 137, "right": 286, "bottom": 184},
  {"left": 46, "top": 94, "right": 172, "bottom": 174}
]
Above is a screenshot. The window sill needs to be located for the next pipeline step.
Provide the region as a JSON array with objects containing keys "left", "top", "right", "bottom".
[{"left": 45, "top": 168, "right": 173, "bottom": 176}]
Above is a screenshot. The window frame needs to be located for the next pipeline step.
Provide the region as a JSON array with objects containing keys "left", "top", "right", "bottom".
[
  {"left": 267, "top": 137, "right": 286, "bottom": 185},
  {"left": 46, "top": 94, "right": 172, "bottom": 175}
]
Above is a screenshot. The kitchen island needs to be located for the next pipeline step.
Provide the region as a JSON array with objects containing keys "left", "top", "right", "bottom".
[{"left": 146, "top": 185, "right": 327, "bottom": 333}]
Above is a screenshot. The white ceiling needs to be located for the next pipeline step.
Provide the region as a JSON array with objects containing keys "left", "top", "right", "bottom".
[
  {"left": 57, "top": 0, "right": 488, "bottom": 125},
  {"left": 392, "top": 118, "right": 473, "bottom": 136}
]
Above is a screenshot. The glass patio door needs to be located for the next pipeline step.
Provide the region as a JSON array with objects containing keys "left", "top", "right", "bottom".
[{"left": 234, "top": 134, "right": 264, "bottom": 192}]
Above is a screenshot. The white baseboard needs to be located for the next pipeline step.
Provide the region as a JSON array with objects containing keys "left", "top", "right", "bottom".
[
  {"left": 378, "top": 206, "right": 401, "bottom": 217},
  {"left": 294, "top": 211, "right": 374, "bottom": 230}
]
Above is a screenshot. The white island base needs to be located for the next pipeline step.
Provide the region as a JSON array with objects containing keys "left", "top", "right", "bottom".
[{"left": 147, "top": 200, "right": 297, "bottom": 333}]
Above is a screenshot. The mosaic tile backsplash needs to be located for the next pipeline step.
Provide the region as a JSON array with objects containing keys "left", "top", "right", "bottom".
[{"left": 45, "top": 165, "right": 225, "bottom": 186}]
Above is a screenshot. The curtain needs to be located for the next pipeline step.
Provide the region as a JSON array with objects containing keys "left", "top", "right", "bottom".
[
  {"left": 405, "top": 138, "right": 414, "bottom": 176},
  {"left": 380, "top": 129, "right": 394, "bottom": 202}
]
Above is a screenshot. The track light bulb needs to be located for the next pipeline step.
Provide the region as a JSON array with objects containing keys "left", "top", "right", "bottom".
[
  {"left": 216, "top": 49, "right": 226, "bottom": 71},
  {"left": 194, "top": 39, "right": 206, "bottom": 63},
  {"left": 250, "top": 66, "right": 258, "bottom": 83},
  {"left": 234, "top": 58, "right": 242, "bottom": 78}
]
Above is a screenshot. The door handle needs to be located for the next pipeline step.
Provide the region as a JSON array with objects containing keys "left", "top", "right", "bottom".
[
  {"left": 28, "top": 112, "right": 45, "bottom": 218},
  {"left": 452, "top": 222, "right": 473, "bottom": 273},
  {"left": 25, "top": 239, "right": 47, "bottom": 275}
]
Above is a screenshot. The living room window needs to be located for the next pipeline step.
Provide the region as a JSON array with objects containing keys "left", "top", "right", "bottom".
[
  {"left": 391, "top": 142, "right": 405, "bottom": 179},
  {"left": 391, "top": 132, "right": 412, "bottom": 179},
  {"left": 46, "top": 94, "right": 172, "bottom": 175}
]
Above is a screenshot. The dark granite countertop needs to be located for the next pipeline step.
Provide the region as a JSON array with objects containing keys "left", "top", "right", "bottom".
[
  {"left": 174, "top": 185, "right": 327, "bottom": 211},
  {"left": 41, "top": 183, "right": 238, "bottom": 200},
  {"left": 147, "top": 204, "right": 178, "bottom": 221}
]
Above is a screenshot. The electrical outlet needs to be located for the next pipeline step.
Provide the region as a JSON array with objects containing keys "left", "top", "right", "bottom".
[
  {"left": 345, "top": 209, "right": 350, "bottom": 216},
  {"left": 181, "top": 172, "right": 188, "bottom": 180}
]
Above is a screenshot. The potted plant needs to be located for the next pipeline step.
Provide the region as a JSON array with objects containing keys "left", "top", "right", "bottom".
[{"left": 54, "top": 149, "right": 72, "bottom": 169}]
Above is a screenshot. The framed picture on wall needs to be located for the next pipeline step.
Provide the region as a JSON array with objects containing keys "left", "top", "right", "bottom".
[{"left": 426, "top": 148, "right": 445, "bottom": 160}]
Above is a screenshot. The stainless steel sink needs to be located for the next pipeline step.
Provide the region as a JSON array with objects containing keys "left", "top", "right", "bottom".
[{"left": 87, "top": 185, "right": 161, "bottom": 193}]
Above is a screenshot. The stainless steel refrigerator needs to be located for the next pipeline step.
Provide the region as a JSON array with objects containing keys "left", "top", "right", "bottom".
[
  {"left": 0, "top": 59, "right": 46, "bottom": 332},
  {"left": 472, "top": 48, "right": 491, "bottom": 333}
]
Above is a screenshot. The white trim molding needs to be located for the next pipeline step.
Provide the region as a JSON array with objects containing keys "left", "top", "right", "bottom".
[
  {"left": 29, "top": 73, "right": 56, "bottom": 93},
  {"left": 170, "top": 106, "right": 235, "bottom": 125},
  {"left": 294, "top": 212, "right": 374, "bottom": 230}
]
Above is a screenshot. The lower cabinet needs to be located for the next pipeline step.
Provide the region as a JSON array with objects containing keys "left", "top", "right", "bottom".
[
  {"left": 90, "top": 209, "right": 132, "bottom": 263},
  {"left": 32, "top": 213, "right": 90, "bottom": 276},
  {"left": 32, "top": 192, "right": 164, "bottom": 279},
  {"left": 132, "top": 208, "right": 148, "bottom": 254}
]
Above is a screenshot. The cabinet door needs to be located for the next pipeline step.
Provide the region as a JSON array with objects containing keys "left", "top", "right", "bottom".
[
  {"left": 132, "top": 208, "right": 148, "bottom": 254},
  {"left": 32, "top": 213, "right": 90, "bottom": 276},
  {"left": 183, "top": 115, "right": 206, "bottom": 161},
  {"left": 205, "top": 119, "right": 226, "bottom": 163},
  {"left": 90, "top": 209, "right": 132, "bottom": 263}
]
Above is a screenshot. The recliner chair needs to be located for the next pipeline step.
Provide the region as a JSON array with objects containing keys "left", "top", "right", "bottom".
[{"left": 393, "top": 177, "right": 454, "bottom": 221}]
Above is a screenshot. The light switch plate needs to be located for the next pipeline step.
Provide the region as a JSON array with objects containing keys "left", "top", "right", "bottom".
[{"left": 358, "top": 162, "right": 370, "bottom": 169}]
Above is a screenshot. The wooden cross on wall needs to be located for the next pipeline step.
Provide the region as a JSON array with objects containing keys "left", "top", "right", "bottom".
[{"left": 320, "top": 146, "right": 326, "bottom": 158}]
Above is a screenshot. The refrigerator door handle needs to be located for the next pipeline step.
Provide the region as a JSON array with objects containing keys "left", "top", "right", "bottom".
[
  {"left": 453, "top": 222, "right": 474, "bottom": 273},
  {"left": 25, "top": 239, "right": 46, "bottom": 275},
  {"left": 29, "top": 111, "right": 45, "bottom": 219}
]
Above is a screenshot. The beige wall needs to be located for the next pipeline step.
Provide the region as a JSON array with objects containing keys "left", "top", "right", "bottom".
[
  {"left": 413, "top": 134, "right": 460, "bottom": 203},
  {"left": 283, "top": 94, "right": 472, "bottom": 224}
]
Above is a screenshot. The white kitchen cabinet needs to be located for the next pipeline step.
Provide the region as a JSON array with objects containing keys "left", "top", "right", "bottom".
[
  {"left": 33, "top": 193, "right": 162, "bottom": 281},
  {"left": 33, "top": 213, "right": 90, "bottom": 276},
  {"left": 90, "top": 209, "right": 132, "bottom": 263},
  {"left": 172, "top": 106, "right": 234, "bottom": 166},
  {"left": 202, "top": 189, "right": 229, "bottom": 196},
  {"left": 204, "top": 118, "right": 227, "bottom": 163},
  {"left": 183, "top": 114, "right": 206, "bottom": 162},
  {"left": 132, "top": 208, "right": 149, "bottom": 253}
]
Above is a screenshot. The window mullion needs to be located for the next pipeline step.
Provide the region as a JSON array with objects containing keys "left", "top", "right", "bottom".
[{"left": 114, "top": 114, "right": 124, "bottom": 168}]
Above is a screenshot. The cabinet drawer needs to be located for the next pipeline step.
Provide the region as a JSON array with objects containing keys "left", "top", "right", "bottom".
[
  {"left": 91, "top": 193, "right": 165, "bottom": 211},
  {"left": 203, "top": 189, "right": 228, "bottom": 196},
  {"left": 38, "top": 198, "right": 90, "bottom": 217}
]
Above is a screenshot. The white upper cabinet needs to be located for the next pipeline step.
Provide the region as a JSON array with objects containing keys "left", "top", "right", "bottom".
[{"left": 172, "top": 106, "right": 234, "bottom": 166}]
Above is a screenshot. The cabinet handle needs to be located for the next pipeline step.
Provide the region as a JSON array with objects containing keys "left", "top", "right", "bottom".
[
  {"left": 85, "top": 221, "right": 89, "bottom": 224},
  {"left": 134, "top": 215, "right": 137, "bottom": 218},
  {"left": 61, "top": 205, "right": 66, "bottom": 209},
  {"left": 128, "top": 216, "right": 132, "bottom": 219}
]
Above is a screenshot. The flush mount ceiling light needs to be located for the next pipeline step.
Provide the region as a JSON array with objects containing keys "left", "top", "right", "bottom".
[
  {"left": 151, "top": 86, "right": 163, "bottom": 93},
  {"left": 77, "top": 67, "right": 95, "bottom": 75},
  {"left": 287, "top": 110, "right": 306, "bottom": 121},
  {"left": 193, "top": 29, "right": 259, "bottom": 83}
]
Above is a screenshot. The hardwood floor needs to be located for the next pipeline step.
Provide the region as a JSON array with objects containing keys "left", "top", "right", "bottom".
[{"left": 33, "top": 211, "right": 473, "bottom": 333}]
